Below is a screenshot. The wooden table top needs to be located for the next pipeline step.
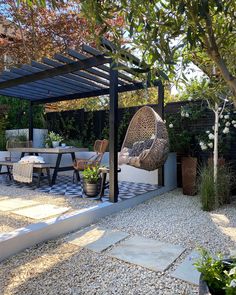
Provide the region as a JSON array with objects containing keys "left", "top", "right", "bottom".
[{"left": 7, "top": 147, "right": 86, "bottom": 154}]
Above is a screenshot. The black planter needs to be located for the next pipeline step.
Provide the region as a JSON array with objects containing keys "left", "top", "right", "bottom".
[
  {"left": 83, "top": 180, "right": 101, "bottom": 197},
  {"left": 199, "top": 274, "right": 211, "bottom": 295}
]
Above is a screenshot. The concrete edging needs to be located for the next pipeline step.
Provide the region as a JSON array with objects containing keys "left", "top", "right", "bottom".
[{"left": 0, "top": 186, "right": 171, "bottom": 262}]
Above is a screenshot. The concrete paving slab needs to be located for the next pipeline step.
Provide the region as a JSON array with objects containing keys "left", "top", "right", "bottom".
[
  {"left": 230, "top": 248, "right": 236, "bottom": 257},
  {"left": 108, "top": 236, "right": 185, "bottom": 272},
  {"left": 12, "top": 204, "right": 70, "bottom": 219},
  {"left": 67, "top": 226, "right": 129, "bottom": 253},
  {"left": 171, "top": 251, "right": 200, "bottom": 285},
  {"left": 0, "top": 198, "right": 39, "bottom": 211}
]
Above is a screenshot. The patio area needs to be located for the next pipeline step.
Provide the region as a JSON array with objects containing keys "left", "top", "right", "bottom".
[
  {"left": 0, "top": 174, "right": 160, "bottom": 233},
  {"left": 1, "top": 189, "right": 236, "bottom": 295}
]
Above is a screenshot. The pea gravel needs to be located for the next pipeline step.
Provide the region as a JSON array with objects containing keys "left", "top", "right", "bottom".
[
  {"left": 0, "top": 184, "right": 100, "bottom": 233},
  {"left": 0, "top": 188, "right": 236, "bottom": 295}
]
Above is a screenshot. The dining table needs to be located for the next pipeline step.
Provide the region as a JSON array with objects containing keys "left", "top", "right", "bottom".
[{"left": 7, "top": 146, "right": 83, "bottom": 185}]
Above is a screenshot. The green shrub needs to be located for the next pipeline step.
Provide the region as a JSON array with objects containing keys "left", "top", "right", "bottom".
[
  {"left": 194, "top": 248, "right": 236, "bottom": 295},
  {"left": 198, "top": 165, "right": 215, "bottom": 211},
  {"left": 82, "top": 166, "right": 100, "bottom": 184},
  {"left": 217, "top": 164, "right": 234, "bottom": 205},
  {"left": 198, "top": 163, "right": 233, "bottom": 211}
]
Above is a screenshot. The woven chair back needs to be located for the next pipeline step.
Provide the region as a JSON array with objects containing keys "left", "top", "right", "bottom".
[
  {"left": 94, "top": 139, "right": 109, "bottom": 154},
  {"left": 73, "top": 139, "right": 109, "bottom": 171},
  {"left": 120, "top": 106, "right": 169, "bottom": 171}
]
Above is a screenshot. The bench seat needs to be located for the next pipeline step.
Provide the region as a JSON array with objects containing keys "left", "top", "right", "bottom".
[{"left": 0, "top": 161, "right": 51, "bottom": 187}]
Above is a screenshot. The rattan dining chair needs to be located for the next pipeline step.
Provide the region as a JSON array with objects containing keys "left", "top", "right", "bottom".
[{"left": 73, "top": 139, "right": 109, "bottom": 183}]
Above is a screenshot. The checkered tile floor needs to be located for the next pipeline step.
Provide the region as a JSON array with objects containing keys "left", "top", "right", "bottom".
[{"left": 0, "top": 175, "right": 160, "bottom": 200}]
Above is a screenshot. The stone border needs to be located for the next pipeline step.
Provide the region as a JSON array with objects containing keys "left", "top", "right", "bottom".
[{"left": 0, "top": 186, "right": 170, "bottom": 262}]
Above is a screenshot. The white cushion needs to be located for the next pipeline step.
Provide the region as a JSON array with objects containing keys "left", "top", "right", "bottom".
[{"left": 19, "top": 156, "right": 45, "bottom": 164}]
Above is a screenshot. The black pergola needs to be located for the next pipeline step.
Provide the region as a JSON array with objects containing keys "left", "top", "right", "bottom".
[{"left": 0, "top": 39, "right": 164, "bottom": 203}]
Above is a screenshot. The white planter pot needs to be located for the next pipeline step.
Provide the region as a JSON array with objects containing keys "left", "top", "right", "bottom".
[{"left": 52, "top": 141, "right": 60, "bottom": 148}]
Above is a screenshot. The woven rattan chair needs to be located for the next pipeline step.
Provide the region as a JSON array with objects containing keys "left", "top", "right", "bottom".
[
  {"left": 73, "top": 139, "right": 109, "bottom": 182},
  {"left": 119, "top": 106, "right": 169, "bottom": 171}
]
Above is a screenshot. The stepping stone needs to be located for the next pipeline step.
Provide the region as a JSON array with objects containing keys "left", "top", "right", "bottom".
[
  {"left": 229, "top": 248, "right": 236, "bottom": 257},
  {"left": 171, "top": 251, "right": 200, "bottom": 285},
  {"left": 12, "top": 204, "right": 70, "bottom": 219},
  {"left": 0, "top": 198, "right": 39, "bottom": 211},
  {"left": 67, "top": 226, "right": 129, "bottom": 253},
  {"left": 108, "top": 236, "right": 185, "bottom": 272}
]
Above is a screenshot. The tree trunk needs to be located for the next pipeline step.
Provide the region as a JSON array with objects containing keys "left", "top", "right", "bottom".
[{"left": 213, "top": 103, "right": 219, "bottom": 206}]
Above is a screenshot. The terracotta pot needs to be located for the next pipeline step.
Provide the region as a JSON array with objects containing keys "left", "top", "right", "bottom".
[{"left": 181, "top": 156, "right": 197, "bottom": 196}]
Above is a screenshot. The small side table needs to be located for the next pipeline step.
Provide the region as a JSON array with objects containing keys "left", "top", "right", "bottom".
[{"left": 99, "top": 167, "right": 121, "bottom": 199}]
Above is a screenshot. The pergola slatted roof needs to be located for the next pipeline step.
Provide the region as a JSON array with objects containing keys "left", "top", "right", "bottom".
[
  {"left": 0, "top": 40, "right": 153, "bottom": 104},
  {"left": 0, "top": 39, "right": 165, "bottom": 203}
]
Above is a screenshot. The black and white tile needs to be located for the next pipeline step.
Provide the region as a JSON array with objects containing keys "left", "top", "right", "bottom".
[{"left": 0, "top": 175, "right": 160, "bottom": 200}]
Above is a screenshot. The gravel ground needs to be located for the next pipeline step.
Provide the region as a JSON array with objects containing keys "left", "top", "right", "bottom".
[
  {"left": 0, "top": 184, "right": 100, "bottom": 233},
  {"left": 1, "top": 189, "right": 236, "bottom": 295}
]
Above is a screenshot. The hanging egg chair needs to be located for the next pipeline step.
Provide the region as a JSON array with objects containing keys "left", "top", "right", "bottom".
[{"left": 119, "top": 106, "right": 169, "bottom": 171}]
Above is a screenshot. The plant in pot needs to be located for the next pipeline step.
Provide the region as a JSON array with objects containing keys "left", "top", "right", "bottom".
[
  {"left": 195, "top": 249, "right": 236, "bottom": 295},
  {"left": 82, "top": 165, "right": 101, "bottom": 197},
  {"left": 167, "top": 108, "right": 200, "bottom": 196},
  {"left": 46, "top": 131, "right": 63, "bottom": 148}
]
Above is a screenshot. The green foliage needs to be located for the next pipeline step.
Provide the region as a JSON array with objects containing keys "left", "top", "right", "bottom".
[
  {"left": 217, "top": 165, "right": 234, "bottom": 205},
  {"left": 80, "top": 1, "right": 236, "bottom": 96},
  {"left": 65, "top": 139, "right": 84, "bottom": 148},
  {"left": 45, "top": 131, "right": 63, "bottom": 147},
  {"left": 198, "top": 164, "right": 233, "bottom": 211},
  {"left": 0, "top": 96, "right": 45, "bottom": 129},
  {"left": 166, "top": 101, "right": 206, "bottom": 155},
  {"left": 195, "top": 249, "right": 236, "bottom": 295},
  {"left": 0, "top": 113, "right": 8, "bottom": 151},
  {"left": 198, "top": 165, "right": 216, "bottom": 211},
  {"left": 82, "top": 166, "right": 100, "bottom": 184}
]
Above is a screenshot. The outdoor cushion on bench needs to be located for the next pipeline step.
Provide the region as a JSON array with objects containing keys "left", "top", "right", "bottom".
[{"left": 0, "top": 161, "right": 51, "bottom": 186}]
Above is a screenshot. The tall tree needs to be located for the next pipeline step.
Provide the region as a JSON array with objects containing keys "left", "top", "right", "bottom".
[
  {"left": 80, "top": 1, "right": 235, "bottom": 104},
  {"left": 0, "top": 0, "right": 96, "bottom": 69}
]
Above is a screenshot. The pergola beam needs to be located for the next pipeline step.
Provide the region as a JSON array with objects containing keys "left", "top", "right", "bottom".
[
  {"left": 0, "top": 55, "right": 111, "bottom": 89},
  {"left": 31, "top": 81, "right": 161, "bottom": 105},
  {"left": 69, "top": 48, "right": 135, "bottom": 84}
]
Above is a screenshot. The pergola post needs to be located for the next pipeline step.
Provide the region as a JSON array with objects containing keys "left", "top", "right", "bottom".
[
  {"left": 29, "top": 101, "right": 33, "bottom": 142},
  {"left": 109, "top": 62, "right": 119, "bottom": 203},
  {"left": 157, "top": 82, "right": 165, "bottom": 186}
]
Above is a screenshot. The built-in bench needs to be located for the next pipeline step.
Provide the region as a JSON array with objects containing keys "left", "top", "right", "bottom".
[{"left": 0, "top": 161, "right": 51, "bottom": 187}]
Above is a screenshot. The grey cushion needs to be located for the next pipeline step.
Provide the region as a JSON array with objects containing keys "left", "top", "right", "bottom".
[{"left": 129, "top": 139, "right": 154, "bottom": 157}]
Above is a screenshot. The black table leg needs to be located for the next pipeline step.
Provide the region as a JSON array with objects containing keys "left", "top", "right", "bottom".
[
  {"left": 46, "top": 167, "right": 51, "bottom": 186},
  {"left": 36, "top": 171, "right": 41, "bottom": 188},
  {"left": 7, "top": 165, "right": 12, "bottom": 181},
  {"left": 99, "top": 172, "right": 107, "bottom": 199},
  {"left": 51, "top": 153, "right": 62, "bottom": 185},
  {"left": 71, "top": 152, "right": 80, "bottom": 182}
]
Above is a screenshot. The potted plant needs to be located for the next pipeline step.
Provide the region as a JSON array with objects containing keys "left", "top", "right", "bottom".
[
  {"left": 167, "top": 107, "right": 200, "bottom": 196},
  {"left": 46, "top": 131, "right": 63, "bottom": 148},
  {"left": 82, "top": 165, "right": 101, "bottom": 197},
  {"left": 195, "top": 249, "right": 236, "bottom": 295}
]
